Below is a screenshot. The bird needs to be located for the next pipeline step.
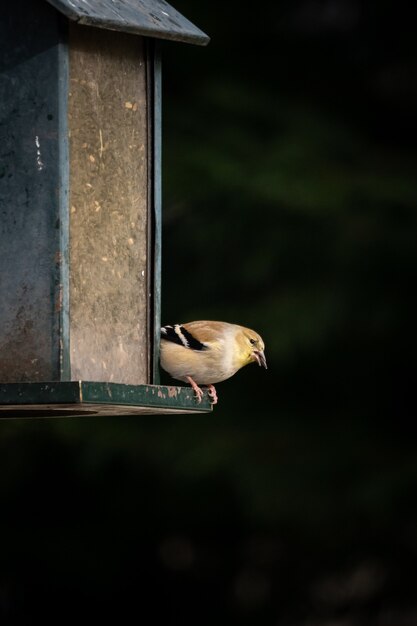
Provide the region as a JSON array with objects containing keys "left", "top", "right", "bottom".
[{"left": 160, "top": 321, "right": 267, "bottom": 405}]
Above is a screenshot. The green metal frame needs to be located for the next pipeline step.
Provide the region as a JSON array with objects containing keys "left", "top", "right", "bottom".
[
  {"left": 152, "top": 41, "right": 162, "bottom": 385},
  {"left": 0, "top": 382, "right": 212, "bottom": 417},
  {"left": 58, "top": 17, "right": 71, "bottom": 381},
  {"left": 45, "top": 0, "right": 210, "bottom": 46}
]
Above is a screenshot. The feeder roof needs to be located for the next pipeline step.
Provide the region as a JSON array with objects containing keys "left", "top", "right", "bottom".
[{"left": 45, "top": 0, "right": 210, "bottom": 45}]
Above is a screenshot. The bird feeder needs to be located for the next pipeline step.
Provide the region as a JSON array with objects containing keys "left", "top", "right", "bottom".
[{"left": 0, "top": 0, "right": 211, "bottom": 417}]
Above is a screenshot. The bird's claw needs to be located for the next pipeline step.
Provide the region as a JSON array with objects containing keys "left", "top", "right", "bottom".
[
  {"left": 186, "top": 376, "right": 204, "bottom": 404},
  {"left": 206, "top": 385, "right": 218, "bottom": 405},
  {"left": 186, "top": 377, "right": 217, "bottom": 405},
  {"left": 193, "top": 387, "right": 204, "bottom": 404}
]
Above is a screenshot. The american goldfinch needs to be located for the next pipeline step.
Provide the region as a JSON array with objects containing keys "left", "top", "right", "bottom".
[{"left": 160, "top": 321, "right": 267, "bottom": 404}]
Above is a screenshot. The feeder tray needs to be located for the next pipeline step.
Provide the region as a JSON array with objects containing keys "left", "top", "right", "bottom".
[{"left": 0, "top": 382, "right": 213, "bottom": 418}]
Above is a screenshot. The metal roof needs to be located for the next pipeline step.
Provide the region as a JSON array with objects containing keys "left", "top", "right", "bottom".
[{"left": 45, "top": 0, "right": 210, "bottom": 45}]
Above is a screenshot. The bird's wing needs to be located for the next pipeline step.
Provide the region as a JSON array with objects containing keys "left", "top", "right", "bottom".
[
  {"left": 161, "top": 321, "right": 229, "bottom": 351},
  {"left": 181, "top": 321, "right": 228, "bottom": 345},
  {"left": 161, "top": 323, "right": 209, "bottom": 351}
]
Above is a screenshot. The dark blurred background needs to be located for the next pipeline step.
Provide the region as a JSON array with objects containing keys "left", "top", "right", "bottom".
[{"left": 2, "top": 1, "right": 417, "bottom": 624}]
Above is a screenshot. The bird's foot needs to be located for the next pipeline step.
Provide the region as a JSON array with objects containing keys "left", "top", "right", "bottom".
[
  {"left": 206, "top": 384, "right": 218, "bottom": 405},
  {"left": 186, "top": 376, "right": 204, "bottom": 404}
]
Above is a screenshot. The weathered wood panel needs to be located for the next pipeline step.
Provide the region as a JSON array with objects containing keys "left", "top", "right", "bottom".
[{"left": 68, "top": 23, "right": 149, "bottom": 384}]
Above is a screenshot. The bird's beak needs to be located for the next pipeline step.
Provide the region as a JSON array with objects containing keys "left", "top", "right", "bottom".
[{"left": 253, "top": 350, "right": 267, "bottom": 369}]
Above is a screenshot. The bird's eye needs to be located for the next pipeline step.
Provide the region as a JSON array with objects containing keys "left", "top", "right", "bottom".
[{"left": 249, "top": 338, "right": 257, "bottom": 345}]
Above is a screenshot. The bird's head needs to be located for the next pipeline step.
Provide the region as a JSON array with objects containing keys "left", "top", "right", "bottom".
[{"left": 236, "top": 327, "right": 267, "bottom": 370}]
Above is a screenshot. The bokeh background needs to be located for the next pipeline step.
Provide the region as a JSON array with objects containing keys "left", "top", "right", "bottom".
[{"left": 1, "top": 1, "right": 417, "bottom": 624}]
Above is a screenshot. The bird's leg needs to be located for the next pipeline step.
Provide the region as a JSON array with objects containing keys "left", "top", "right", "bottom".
[
  {"left": 186, "top": 376, "right": 204, "bottom": 403},
  {"left": 206, "top": 384, "right": 218, "bottom": 405}
]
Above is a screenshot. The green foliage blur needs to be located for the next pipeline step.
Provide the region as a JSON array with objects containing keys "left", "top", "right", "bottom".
[{"left": 1, "top": 1, "right": 417, "bottom": 624}]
